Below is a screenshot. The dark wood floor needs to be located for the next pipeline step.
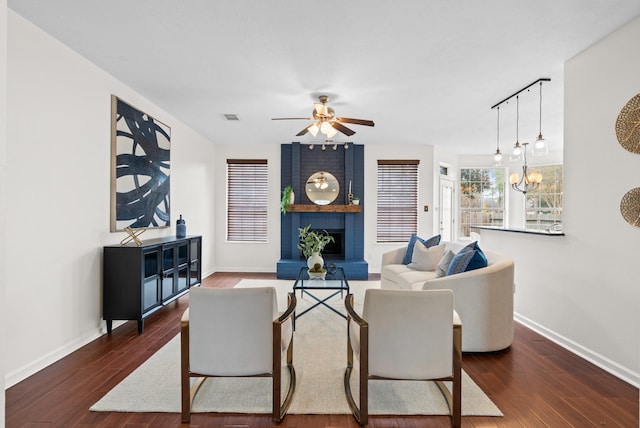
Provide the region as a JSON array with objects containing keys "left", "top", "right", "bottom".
[{"left": 6, "top": 272, "right": 638, "bottom": 428}]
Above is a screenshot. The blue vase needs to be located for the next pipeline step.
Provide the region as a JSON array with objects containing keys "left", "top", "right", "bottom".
[{"left": 176, "top": 214, "right": 186, "bottom": 238}]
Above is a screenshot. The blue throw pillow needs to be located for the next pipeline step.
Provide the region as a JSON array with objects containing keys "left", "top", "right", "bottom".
[
  {"left": 446, "top": 244, "right": 488, "bottom": 276},
  {"left": 459, "top": 241, "right": 479, "bottom": 253},
  {"left": 402, "top": 234, "right": 441, "bottom": 265}
]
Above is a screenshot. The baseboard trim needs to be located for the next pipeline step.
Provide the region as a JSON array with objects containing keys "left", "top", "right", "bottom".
[
  {"left": 515, "top": 313, "right": 639, "bottom": 388},
  {"left": 4, "top": 321, "right": 124, "bottom": 388}
]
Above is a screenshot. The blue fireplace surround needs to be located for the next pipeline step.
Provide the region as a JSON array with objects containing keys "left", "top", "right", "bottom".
[{"left": 277, "top": 142, "right": 368, "bottom": 279}]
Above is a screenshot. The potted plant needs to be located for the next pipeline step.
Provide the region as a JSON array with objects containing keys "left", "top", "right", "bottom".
[
  {"left": 281, "top": 185, "right": 294, "bottom": 214},
  {"left": 351, "top": 196, "right": 360, "bottom": 205},
  {"left": 298, "top": 225, "right": 335, "bottom": 268}
]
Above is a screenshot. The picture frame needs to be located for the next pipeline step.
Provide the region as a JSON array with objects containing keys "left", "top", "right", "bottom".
[{"left": 110, "top": 95, "right": 171, "bottom": 232}]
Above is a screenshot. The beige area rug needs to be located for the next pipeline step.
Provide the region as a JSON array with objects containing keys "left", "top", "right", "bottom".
[{"left": 90, "top": 279, "right": 502, "bottom": 417}]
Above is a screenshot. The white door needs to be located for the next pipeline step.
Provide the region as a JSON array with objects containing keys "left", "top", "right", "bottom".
[{"left": 439, "top": 179, "right": 454, "bottom": 241}]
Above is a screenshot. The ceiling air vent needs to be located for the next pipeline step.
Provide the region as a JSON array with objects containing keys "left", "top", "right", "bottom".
[{"left": 224, "top": 114, "right": 239, "bottom": 121}]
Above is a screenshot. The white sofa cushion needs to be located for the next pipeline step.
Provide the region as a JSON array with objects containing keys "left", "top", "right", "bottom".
[{"left": 408, "top": 243, "right": 445, "bottom": 271}]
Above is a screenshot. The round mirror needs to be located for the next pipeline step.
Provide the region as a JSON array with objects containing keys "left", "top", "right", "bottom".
[{"left": 305, "top": 171, "right": 340, "bottom": 205}]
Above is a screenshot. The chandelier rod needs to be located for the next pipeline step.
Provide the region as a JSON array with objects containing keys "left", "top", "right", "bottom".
[{"left": 491, "top": 78, "right": 551, "bottom": 110}]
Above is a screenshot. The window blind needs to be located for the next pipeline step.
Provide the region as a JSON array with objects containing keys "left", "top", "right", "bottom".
[
  {"left": 226, "top": 159, "right": 268, "bottom": 242},
  {"left": 376, "top": 160, "right": 419, "bottom": 243}
]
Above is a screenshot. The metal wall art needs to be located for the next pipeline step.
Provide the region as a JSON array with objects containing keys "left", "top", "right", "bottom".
[
  {"left": 110, "top": 96, "right": 171, "bottom": 232},
  {"left": 615, "top": 93, "right": 640, "bottom": 154},
  {"left": 620, "top": 188, "right": 640, "bottom": 227}
]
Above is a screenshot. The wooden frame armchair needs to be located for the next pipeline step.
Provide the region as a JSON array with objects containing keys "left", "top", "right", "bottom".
[
  {"left": 180, "top": 286, "right": 297, "bottom": 423},
  {"left": 344, "top": 289, "right": 462, "bottom": 427}
]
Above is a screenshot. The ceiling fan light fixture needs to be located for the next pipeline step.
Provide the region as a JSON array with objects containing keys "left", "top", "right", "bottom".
[
  {"left": 308, "top": 123, "right": 320, "bottom": 137},
  {"left": 320, "top": 121, "right": 333, "bottom": 134},
  {"left": 314, "top": 103, "right": 328, "bottom": 116}
]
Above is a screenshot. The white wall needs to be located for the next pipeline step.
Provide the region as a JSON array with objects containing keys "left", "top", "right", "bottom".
[
  {"left": 4, "top": 11, "right": 216, "bottom": 387},
  {"left": 1, "top": 0, "right": 7, "bottom": 424},
  {"left": 365, "top": 144, "right": 438, "bottom": 272},
  {"left": 213, "top": 143, "right": 281, "bottom": 272},
  {"left": 479, "top": 15, "right": 640, "bottom": 386}
]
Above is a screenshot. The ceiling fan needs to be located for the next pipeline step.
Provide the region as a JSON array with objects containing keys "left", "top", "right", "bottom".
[{"left": 272, "top": 95, "right": 375, "bottom": 137}]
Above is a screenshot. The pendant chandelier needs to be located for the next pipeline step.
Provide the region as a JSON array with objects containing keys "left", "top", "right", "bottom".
[{"left": 490, "top": 78, "right": 550, "bottom": 194}]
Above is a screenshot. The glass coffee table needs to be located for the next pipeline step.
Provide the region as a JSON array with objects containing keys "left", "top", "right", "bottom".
[{"left": 292, "top": 265, "right": 350, "bottom": 325}]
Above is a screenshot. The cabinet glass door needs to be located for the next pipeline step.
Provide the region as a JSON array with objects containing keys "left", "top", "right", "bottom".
[
  {"left": 143, "top": 250, "right": 160, "bottom": 310},
  {"left": 162, "top": 246, "right": 176, "bottom": 300},
  {"left": 189, "top": 238, "right": 201, "bottom": 286},
  {"left": 143, "top": 278, "right": 160, "bottom": 310},
  {"left": 177, "top": 267, "right": 188, "bottom": 292}
]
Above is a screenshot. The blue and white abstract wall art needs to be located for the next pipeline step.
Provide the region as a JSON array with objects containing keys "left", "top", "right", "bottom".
[{"left": 110, "top": 96, "right": 171, "bottom": 232}]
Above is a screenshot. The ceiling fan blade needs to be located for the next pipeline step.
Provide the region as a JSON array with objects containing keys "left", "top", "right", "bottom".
[
  {"left": 336, "top": 117, "right": 375, "bottom": 127},
  {"left": 272, "top": 117, "right": 313, "bottom": 120},
  {"left": 295, "top": 125, "right": 311, "bottom": 136},
  {"left": 331, "top": 121, "right": 356, "bottom": 136}
]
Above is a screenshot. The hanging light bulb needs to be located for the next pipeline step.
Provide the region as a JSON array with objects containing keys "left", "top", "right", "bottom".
[
  {"left": 510, "top": 96, "right": 523, "bottom": 162},
  {"left": 493, "top": 106, "right": 503, "bottom": 165},
  {"left": 532, "top": 81, "right": 549, "bottom": 156},
  {"left": 320, "top": 121, "right": 333, "bottom": 135},
  {"left": 307, "top": 123, "right": 320, "bottom": 137}
]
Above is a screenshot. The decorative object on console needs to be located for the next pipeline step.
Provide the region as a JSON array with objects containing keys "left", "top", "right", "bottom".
[
  {"left": 490, "top": 79, "right": 550, "bottom": 194},
  {"left": 176, "top": 215, "right": 186, "bottom": 238},
  {"left": 615, "top": 93, "right": 640, "bottom": 154},
  {"left": 298, "top": 225, "right": 335, "bottom": 268},
  {"left": 620, "top": 187, "right": 640, "bottom": 227},
  {"left": 120, "top": 226, "right": 146, "bottom": 247},
  {"left": 272, "top": 95, "right": 375, "bottom": 138},
  {"left": 351, "top": 196, "right": 360, "bottom": 205},
  {"left": 110, "top": 96, "right": 171, "bottom": 232},
  {"left": 281, "top": 185, "right": 294, "bottom": 214}
]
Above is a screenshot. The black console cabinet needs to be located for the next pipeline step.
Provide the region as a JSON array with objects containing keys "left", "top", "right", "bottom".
[{"left": 103, "top": 235, "right": 202, "bottom": 334}]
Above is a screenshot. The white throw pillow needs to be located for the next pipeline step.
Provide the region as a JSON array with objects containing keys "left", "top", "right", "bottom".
[{"left": 408, "top": 243, "right": 445, "bottom": 271}]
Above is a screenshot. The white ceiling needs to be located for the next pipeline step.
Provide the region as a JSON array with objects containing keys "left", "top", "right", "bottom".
[{"left": 8, "top": 1, "right": 640, "bottom": 155}]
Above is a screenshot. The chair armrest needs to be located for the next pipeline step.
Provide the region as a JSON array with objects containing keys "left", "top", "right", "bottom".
[
  {"left": 181, "top": 308, "right": 190, "bottom": 326},
  {"left": 453, "top": 310, "right": 461, "bottom": 327},
  {"left": 345, "top": 294, "right": 366, "bottom": 327},
  {"left": 277, "top": 292, "right": 297, "bottom": 323}
]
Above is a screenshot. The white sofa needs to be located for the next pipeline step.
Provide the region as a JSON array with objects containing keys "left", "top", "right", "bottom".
[{"left": 381, "top": 242, "right": 514, "bottom": 352}]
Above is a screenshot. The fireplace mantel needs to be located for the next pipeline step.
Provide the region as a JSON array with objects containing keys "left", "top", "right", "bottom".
[{"left": 286, "top": 204, "right": 361, "bottom": 213}]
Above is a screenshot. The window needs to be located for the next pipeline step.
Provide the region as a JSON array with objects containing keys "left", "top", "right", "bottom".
[
  {"left": 524, "top": 164, "right": 563, "bottom": 232},
  {"left": 226, "top": 159, "right": 268, "bottom": 242},
  {"left": 376, "top": 160, "right": 419, "bottom": 243},
  {"left": 460, "top": 168, "right": 506, "bottom": 237}
]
